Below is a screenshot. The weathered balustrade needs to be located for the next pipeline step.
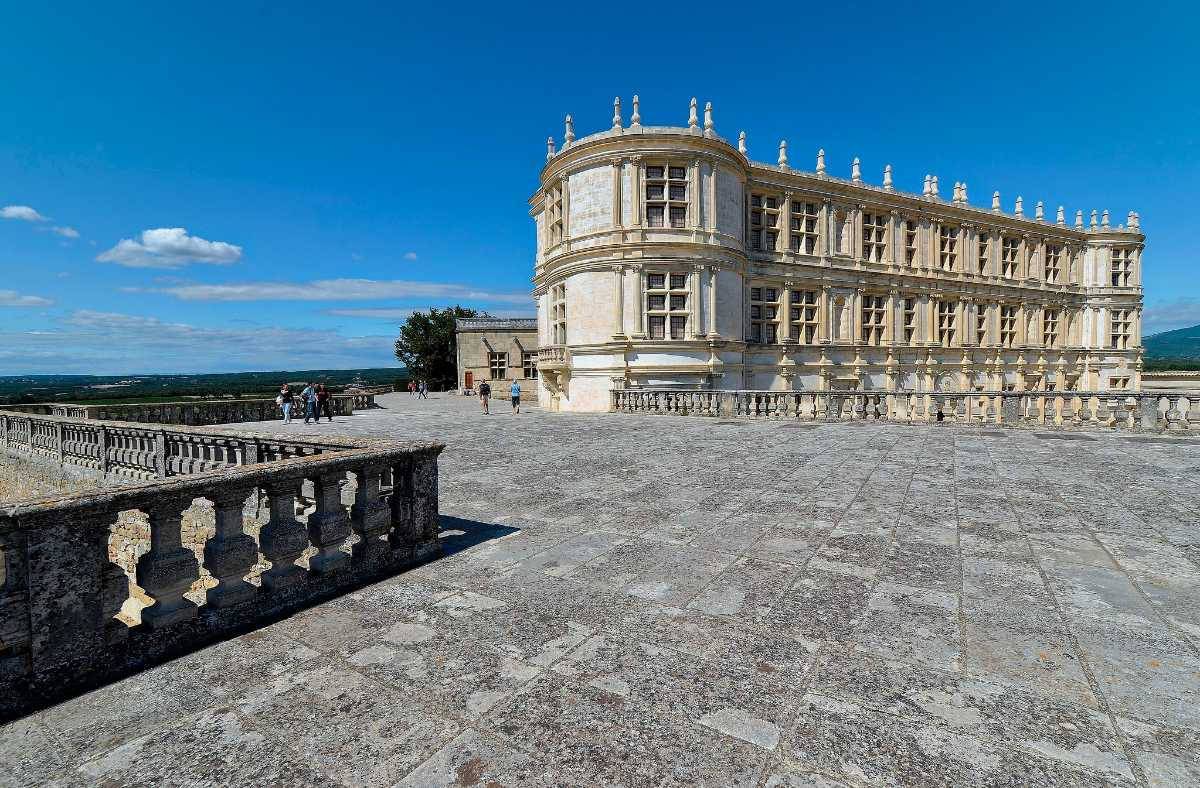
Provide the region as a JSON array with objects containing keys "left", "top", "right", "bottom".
[
  {"left": 0, "top": 394, "right": 363, "bottom": 428},
  {"left": 611, "top": 389, "right": 1200, "bottom": 432},
  {"left": 0, "top": 414, "right": 443, "bottom": 720}
]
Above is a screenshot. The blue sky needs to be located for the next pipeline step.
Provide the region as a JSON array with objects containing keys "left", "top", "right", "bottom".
[{"left": 1, "top": 1, "right": 1197, "bottom": 374}]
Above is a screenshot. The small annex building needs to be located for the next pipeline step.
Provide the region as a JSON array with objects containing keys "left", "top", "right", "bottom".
[{"left": 455, "top": 317, "right": 539, "bottom": 400}]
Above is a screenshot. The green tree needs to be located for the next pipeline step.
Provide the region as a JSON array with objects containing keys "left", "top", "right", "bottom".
[{"left": 393, "top": 306, "right": 480, "bottom": 390}]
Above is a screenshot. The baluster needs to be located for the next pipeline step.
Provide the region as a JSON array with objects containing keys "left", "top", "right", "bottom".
[
  {"left": 260, "top": 478, "right": 309, "bottom": 591},
  {"left": 351, "top": 464, "right": 391, "bottom": 567},
  {"left": 308, "top": 472, "right": 351, "bottom": 574},
  {"left": 136, "top": 497, "right": 201, "bottom": 628},
  {"left": 204, "top": 487, "right": 259, "bottom": 607}
]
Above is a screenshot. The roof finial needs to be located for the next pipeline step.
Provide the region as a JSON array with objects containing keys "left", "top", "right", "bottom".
[
  {"left": 688, "top": 97, "right": 698, "bottom": 130},
  {"left": 883, "top": 164, "right": 894, "bottom": 191},
  {"left": 1035, "top": 200, "right": 1044, "bottom": 222},
  {"left": 816, "top": 148, "right": 826, "bottom": 176},
  {"left": 1075, "top": 210, "right": 1084, "bottom": 229},
  {"left": 923, "top": 175, "right": 932, "bottom": 197},
  {"left": 564, "top": 114, "right": 575, "bottom": 145},
  {"left": 1089, "top": 209, "right": 1098, "bottom": 229},
  {"left": 703, "top": 101, "right": 714, "bottom": 137},
  {"left": 960, "top": 182, "right": 968, "bottom": 204},
  {"left": 546, "top": 136, "right": 556, "bottom": 161},
  {"left": 737, "top": 131, "right": 746, "bottom": 155},
  {"left": 930, "top": 175, "right": 939, "bottom": 198},
  {"left": 1130, "top": 211, "right": 1140, "bottom": 231},
  {"left": 612, "top": 97, "right": 622, "bottom": 130},
  {"left": 1056, "top": 205, "right": 1065, "bottom": 226},
  {"left": 952, "top": 182, "right": 961, "bottom": 204},
  {"left": 1101, "top": 209, "right": 1110, "bottom": 228},
  {"left": 630, "top": 95, "right": 641, "bottom": 128},
  {"left": 992, "top": 191, "right": 1001, "bottom": 212},
  {"left": 1015, "top": 196, "right": 1024, "bottom": 217},
  {"left": 851, "top": 157, "right": 862, "bottom": 183},
  {"left": 778, "top": 140, "right": 789, "bottom": 170}
]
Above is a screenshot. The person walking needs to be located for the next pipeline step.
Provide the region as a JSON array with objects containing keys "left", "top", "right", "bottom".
[
  {"left": 510, "top": 380, "right": 521, "bottom": 414},
  {"left": 301, "top": 381, "right": 317, "bottom": 424},
  {"left": 479, "top": 380, "right": 491, "bottom": 414},
  {"left": 408, "top": 380, "right": 416, "bottom": 397},
  {"left": 418, "top": 380, "right": 429, "bottom": 400},
  {"left": 277, "top": 384, "right": 294, "bottom": 424},
  {"left": 316, "top": 383, "right": 333, "bottom": 422}
]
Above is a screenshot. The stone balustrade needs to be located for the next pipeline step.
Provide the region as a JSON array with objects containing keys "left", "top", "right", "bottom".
[
  {"left": 537, "top": 345, "right": 570, "bottom": 366},
  {"left": 612, "top": 389, "right": 1200, "bottom": 432},
  {"left": 0, "top": 412, "right": 443, "bottom": 720},
  {"left": 0, "top": 395, "right": 362, "bottom": 428}
]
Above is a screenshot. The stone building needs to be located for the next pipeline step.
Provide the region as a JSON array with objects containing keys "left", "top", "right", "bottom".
[
  {"left": 454, "top": 318, "right": 539, "bottom": 398},
  {"left": 530, "top": 96, "right": 1145, "bottom": 412}
]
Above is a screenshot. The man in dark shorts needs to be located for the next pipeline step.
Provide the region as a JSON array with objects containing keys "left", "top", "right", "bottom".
[
  {"left": 510, "top": 381, "right": 521, "bottom": 414},
  {"left": 479, "top": 380, "right": 491, "bottom": 414}
]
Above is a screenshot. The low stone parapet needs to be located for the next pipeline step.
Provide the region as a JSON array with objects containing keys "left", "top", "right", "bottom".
[
  {"left": 0, "top": 412, "right": 444, "bottom": 720},
  {"left": 0, "top": 395, "right": 364, "bottom": 428},
  {"left": 611, "top": 389, "right": 1200, "bottom": 432}
]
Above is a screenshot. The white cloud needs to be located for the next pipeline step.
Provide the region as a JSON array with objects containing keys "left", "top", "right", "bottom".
[
  {"left": 0, "top": 289, "right": 53, "bottom": 307},
  {"left": 50, "top": 226, "right": 79, "bottom": 238},
  {"left": 403, "top": 251, "right": 418, "bottom": 261},
  {"left": 1, "top": 205, "right": 48, "bottom": 222},
  {"left": 135, "top": 277, "right": 531, "bottom": 304},
  {"left": 97, "top": 227, "right": 242, "bottom": 269},
  {"left": 1144, "top": 298, "right": 1200, "bottom": 336}
]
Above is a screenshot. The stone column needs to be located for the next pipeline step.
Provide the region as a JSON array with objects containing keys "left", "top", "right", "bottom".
[
  {"left": 690, "top": 265, "right": 702, "bottom": 338},
  {"left": 260, "top": 478, "right": 308, "bottom": 591},
  {"left": 631, "top": 156, "right": 643, "bottom": 226},
  {"left": 690, "top": 158, "right": 701, "bottom": 230},
  {"left": 886, "top": 289, "right": 898, "bottom": 345},
  {"left": 819, "top": 199, "right": 831, "bottom": 256},
  {"left": 706, "top": 159, "right": 718, "bottom": 232},
  {"left": 308, "top": 471, "right": 351, "bottom": 574},
  {"left": 204, "top": 487, "right": 258, "bottom": 608},
  {"left": 781, "top": 192, "right": 793, "bottom": 254},
  {"left": 634, "top": 266, "right": 646, "bottom": 337},
  {"left": 559, "top": 175, "right": 571, "bottom": 241},
  {"left": 707, "top": 265, "right": 720, "bottom": 338},
  {"left": 136, "top": 497, "right": 201, "bottom": 628},
  {"left": 351, "top": 464, "right": 392, "bottom": 567},
  {"left": 612, "top": 265, "right": 626, "bottom": 339},
  {"left": 611, "top": 158, "right": 622, "bottom": 229}
]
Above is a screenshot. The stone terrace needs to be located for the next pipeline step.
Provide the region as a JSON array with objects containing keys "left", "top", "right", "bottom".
[{"left": 3, "top": 392, "right": 1199, "bottom": 786}]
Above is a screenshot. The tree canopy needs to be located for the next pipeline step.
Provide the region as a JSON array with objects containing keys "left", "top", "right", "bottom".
[{"left": 393, "top": 306, "right": 479, "bottom": 390}]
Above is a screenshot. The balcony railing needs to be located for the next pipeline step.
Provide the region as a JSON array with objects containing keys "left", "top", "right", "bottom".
[
  {"left": 0, "top": 411, "right": 442, "bottom": 720},
  {"left": 537, "top": 345, "right": 570, "bottom": 366},
  {"left": 0, "top": 395, "right": 368, "bottom": 427},
  {"left": 612, "top": 389, "right": 1200, "bottom": 432}
]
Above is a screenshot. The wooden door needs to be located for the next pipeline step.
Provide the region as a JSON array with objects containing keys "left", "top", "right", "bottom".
[{"left": 464, "top": 371, "right": 473, "bottom": 390}]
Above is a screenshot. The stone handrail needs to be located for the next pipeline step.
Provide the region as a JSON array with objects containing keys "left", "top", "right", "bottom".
[
  {"left": 612, "top": 389, "right": 1200, "bottom": 432},
  {"left": 0, "top": 395, "right": 361, "bottom": 427},
  {"left": 0, "top": 411, "right": 443, "bottom": 720}
]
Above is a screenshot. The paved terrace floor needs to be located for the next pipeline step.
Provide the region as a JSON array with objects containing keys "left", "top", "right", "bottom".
[{"left": 3, "top": 392, "right": 1200, "bottom": 787}]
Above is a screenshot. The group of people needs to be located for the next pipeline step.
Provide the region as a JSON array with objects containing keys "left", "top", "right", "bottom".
[
  {"left": 477, "top": 380, "right": 521, "bottom": 414},
  {"left": 407, "top": 380, "right": 429, "bottom": 398},
  {"left": 276, "top": 382, "right": 333, "bottom": 424}
]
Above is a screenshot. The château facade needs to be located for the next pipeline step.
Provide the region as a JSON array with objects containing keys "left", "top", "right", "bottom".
[{"left": 531, "top": 97, "right": 1144, "bottom": 413}]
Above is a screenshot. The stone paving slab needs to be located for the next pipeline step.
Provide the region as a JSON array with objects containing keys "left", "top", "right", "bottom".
[{"left": 3, "top": 391, "right": 1199, "bottom": 786}]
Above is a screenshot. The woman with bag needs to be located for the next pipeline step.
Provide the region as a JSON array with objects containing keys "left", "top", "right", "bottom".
[{"left": 277, "top": 384, "right": 294, "bottom": 424}]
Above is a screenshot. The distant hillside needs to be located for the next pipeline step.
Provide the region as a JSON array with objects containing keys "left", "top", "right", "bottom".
[{"left": 1144, "top": 323, "right": 1200, "bottom": 369}]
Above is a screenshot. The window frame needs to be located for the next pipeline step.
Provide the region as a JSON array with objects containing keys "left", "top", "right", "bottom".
[{"left": 645, "top": 164, "right": 689, "bottom": 229}]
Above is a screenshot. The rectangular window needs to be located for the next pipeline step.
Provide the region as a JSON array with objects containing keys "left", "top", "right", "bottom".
[
  {"left": 488, "top": 352, "right": 508, "bottom": 380},
  {"left": 1109, "top": 376, "right": 1130, "bottom": 391},
  {"left": 1111, "top": 309, "right": 1132, "bottom": 349},
  {"left": 937, "top": 301, "right": 957, "bottom": 345},
  {"left": 902, "top": 297, "right": 918, "bottom": 344},
  {"left": 904, "top": 220, "right": 918, "bottom": 266},
  {"left": 546, "top": 185, "right": 564, "bottom": 248},
  {"left": 789, "top": 201, "right": 820, "bottom": 254},
  {"left": 861, "top": 294, "right": 886, "bottom": 345},
  {"left": 999, "top": 305, "right": 1017, "bottom": 348},
  {"left": 977, "top": 234, "right": 990, "bottom": 275},
  {"left": 749, "top": 285, "right": 780, "bottom": 343},
  {"left": 750, "top": 194, "right": 780, "bottom": 251},
  {"left": 975, "top": 304, "right": 987, "bottom": 345},
  {"left": 645, "top": 164, "right": 688, "bottom": 228},
  {"left": 1042, "top": 308, "right": 1059, "bottom": 348},
  {"left": 1045, "top": 245, "right": 1062, "bottom": 284},
  {"left": 938, "top": 225, "right": 959, "bottom": 272},
  {"left": 1001, "top": 237, "right": 1020, "bottom": 278},
  {"left": 1111, "top": 248, "right": 1133, "bottom": 287},
  {"left": 789, "top": 289, "right": 819, "bottom": 343},
  {"left": 645, "top": 271, "right": 688, "bottom": 340},
  {"left": 551, "top": 283, "right": 567, "bottom": 345},
  {"left": 523, "top": 351, "right": 537, "bottom": 379},
  {"left": 862, "top": 212, "right": 887, "bottom": 263}
]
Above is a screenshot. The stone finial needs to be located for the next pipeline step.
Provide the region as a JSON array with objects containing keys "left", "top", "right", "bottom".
[
  {"left": 1056, "top": 205, "right": 1065, "bottom": 226},
  {"left": 961, "top": 182, "right": 969, "bottom": 204},
  {"left": 923, "top": 175, "right": 932, "bottom": 197},
  {"left": 1126, "top": 210, "right": 1135, "bottom": 229},
  {"left": 883, "top": 164, "right": 894, "bottom": 191},
  {"left": 612, "top": 97, "right": 622, "bottom": 130},
  {"left": 992, "top": 191, "right": 1001, "bottom": 212},
  {"left": 1015, "top": 196, "right": 1024, "bottom": 217},
  {"left": 851, "top": 157, "right": 862, "bottom": 183},
  {"left": 564, "top": 114, "right": 575, "bottom": 145},
  {"left": 1035, "top": 200, "right": 1044, "bottom": 222},
  {"left": 778, "top": 140, "right": 789, "bottom": 170},
  {"left": 630, "top": 95, "right": 641, "bottom": 127},
  {"left": 1090, "top": 209, "right": 1099, "bottom": 229},
  {"left": 930, "top": 175, "right": 939, "bottom": 198},
  {"left": 816, "top": 148, "right": 826, "bottom": 175},
  {"left": 703, "top": 101, "right": 714, "bottom": 136},
  {"left": 1130, "top": 211, "right": 1140, "bottom": 230},
  {"left": 737, "top": 131, "right": 746, "bottom": 155},
  {"left": 1075, "top": 210, "right": 1084, "bottom": 229},
  {"left": 688, "top": 97, "right": 699, "bottom": 129},
  {"left": 546, "top": 137, "right": 556, "bottom": 161},
  {"left": 1102, "top": 209, "right": 1110, "bottom": 228}
]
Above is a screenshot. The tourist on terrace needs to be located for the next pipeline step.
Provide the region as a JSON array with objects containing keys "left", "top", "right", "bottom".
[
  {"left": 418, "top": 380, "right": 429, "bottom": 399},
  {"left": 315, "top": 383, "right": 333, "bottom": 422},
  {"left": 408, "top": 380, "right": 416, "bottom": 397},
  {"left": 479, "top": 380, "right": 491, "bottom": 414},
  {"left": 301, "top": 382, "right": 317, "bottom": 424},
  {"left": 277, "top": 384, "right": 294, "bottom": 424},
  {"left": 510, "top": 380, "right": 521, "bottom": 414}
]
